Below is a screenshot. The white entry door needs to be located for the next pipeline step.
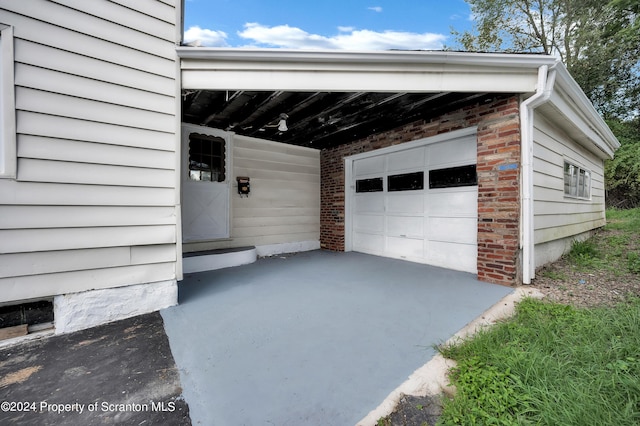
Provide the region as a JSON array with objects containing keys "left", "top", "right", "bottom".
[
  {"left": 181, "top": 124, "right": 231, "bottom": 242},
  {"left": 349, "top": 129, "right": 478, "bottom": 273}
]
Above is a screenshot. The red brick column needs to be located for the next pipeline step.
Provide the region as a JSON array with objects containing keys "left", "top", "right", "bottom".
[
  {"left": 476, "top": 112, "right": 521, "bottom": 285},
  {"left": 320, "top": 95, "right": 522, "bottom": 285}
]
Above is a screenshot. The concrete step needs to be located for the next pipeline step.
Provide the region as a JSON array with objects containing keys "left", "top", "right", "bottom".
[{"left": 183, "top": 247, "right": 257, "bottom": 273}]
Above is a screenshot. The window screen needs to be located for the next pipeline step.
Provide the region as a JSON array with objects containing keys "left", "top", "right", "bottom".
[
  {"left": 188, "top": 133, "right": 226, "bottom": 182},
  {"left": 388, "top": 171, "right": 424, "bottom": 192},
  {"left": 429, "top": 165, "right": 477, "bottom": 189},
  {"left": 356, "top": 177, "right": 383, "bottom": 193}
]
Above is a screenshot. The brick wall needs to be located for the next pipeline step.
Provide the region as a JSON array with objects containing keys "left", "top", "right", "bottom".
[{"left": 320, "top": 94, "right": 522, "bottom": 285}]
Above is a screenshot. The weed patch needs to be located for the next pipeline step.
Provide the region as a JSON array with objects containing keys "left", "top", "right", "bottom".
[
  {"left": 539, "top": 268, "right": 567, "bottom": 280},
  {"left": 568, "top": 239, "right": 602, "bottom": 268},
  {"left": 438, "top": 298, "right": 640, "bottom": 425},
  {"left": 628, "top": 252, "right": 640, "bottom": 274}
]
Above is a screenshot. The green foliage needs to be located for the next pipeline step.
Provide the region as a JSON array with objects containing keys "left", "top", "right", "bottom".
[
  {"left": 606, "top": 208, "right": 640, "bottom": 232},
  {"left": 438, "top": 298, "right": 640, "bottom": 425},
  {"left": 568, "top": 239, "right": 602, "bottom": 268},
  {"left": 628, "top": 252, "right": 640, "bottom": 274},
  {"left": 539, "top": 268, "right": 567, "bottom": 281},
  {"left": 605, "top": 119, "right": 640, "bottom": 208},
  {"left": 452, "top": 0, "right": 640, "bottom": 119},
  {"left": 438, "top": 357, "right": 529, "bottom": 425}
]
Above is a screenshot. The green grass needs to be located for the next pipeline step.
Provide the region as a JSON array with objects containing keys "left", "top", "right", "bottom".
[
  {"left": 539, "top": 268, "right": 567, "bottom": 281},
  {"left": 563, "top": 208, "right": 640, "bottom": 274},
  {"left": 568, "top": 239, "right": 603, "bottom": 268},
  {"left": 437, "top": 298, "right": 640, "bottom": 425},
  {"left": 606, "top": 207, "right": 640, "bottom": 232},
  {"left": 435, "top": 208, "right": 640, "bottom": 424}
]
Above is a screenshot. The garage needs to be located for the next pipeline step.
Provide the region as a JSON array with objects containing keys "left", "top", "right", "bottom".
[{"left": 346, "top": 128, "right": 478, "bottom": 273}]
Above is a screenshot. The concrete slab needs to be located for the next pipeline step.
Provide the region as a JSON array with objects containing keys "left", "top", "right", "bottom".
[{"left": 161, "top": 250, "right": 513, "bottom": 425}]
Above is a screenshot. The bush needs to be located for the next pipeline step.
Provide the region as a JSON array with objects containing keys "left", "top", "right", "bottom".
[{"left": 605, "top": 119, "right": 640, "bottom": 208}]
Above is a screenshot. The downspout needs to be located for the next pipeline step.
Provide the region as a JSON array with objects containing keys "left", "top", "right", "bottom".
[
  {"left": 175, "top": 0, "right": 185, "bottom": 281},
  {"left": 520, "top": 64, "right": 557, "bottom": 284}
]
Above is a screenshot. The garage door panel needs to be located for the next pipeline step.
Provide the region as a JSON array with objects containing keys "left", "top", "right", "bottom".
[
  {"left": 428, "top": 217, "right": 477, "bottom": 244},
  {"left": 428, "top": 241, "right": 477, "bottom": 273},
  {"left": 386, "top": 193, "right": 423, "bottom": 214},
  {"left": 354, "top": 194, "right": 384, "bottom": 213},
  {"left": 428, "top": 137, "right": 476, "bottom": 165},
  {"left": 387, "top": 215, "right": 423, "bottom": 238},
  {"left": 428, "top": 191, "right": 477, "bottom": 216},
  {"left": 354, "top": 214, "right": 384, "bottom": 233},
  {"left": 355, "top": 156, "right": 385, "bottom": 177},
  {"left": 350, "top": 130, "right": 478, "bottom": 274},
  {"left": 353, "top": 233, "right": 384, "bottom": 254},
  {"left": 386, "top": 236, "right": 423, "bottom": 259},
  {"left": 387, "top": 147, "right": 425, "bottom": 172}
]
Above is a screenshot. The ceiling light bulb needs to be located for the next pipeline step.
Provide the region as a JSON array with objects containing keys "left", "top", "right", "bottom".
[{"left": 278, "top": 119, "right": 288, "bottom": 132}]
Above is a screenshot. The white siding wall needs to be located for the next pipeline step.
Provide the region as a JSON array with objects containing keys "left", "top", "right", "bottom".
[
  {"left": 532, "top": 115, "right": 606, "bottom": 250},
  {"left": 0, "top": 0, "right": 178, "bottom": 302},
  {"left": 183, "top": 135, "right": 320, "bottom": 253}
]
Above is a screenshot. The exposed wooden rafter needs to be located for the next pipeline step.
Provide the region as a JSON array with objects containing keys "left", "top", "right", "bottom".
[{"left": 182, "top": 90, "right": 500, "bottom": 149}]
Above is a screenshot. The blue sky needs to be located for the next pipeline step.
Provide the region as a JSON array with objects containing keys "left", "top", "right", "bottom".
[{"left": 183, "top": 0, "right": 474, "bottom": 50}]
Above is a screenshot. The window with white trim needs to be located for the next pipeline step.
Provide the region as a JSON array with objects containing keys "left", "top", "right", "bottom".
[
  {"left": 564, "top": 161, "right": 591, "bottom": 199},
  {"left": 0, "top": 24, "right": 16, "bottom": 179}
]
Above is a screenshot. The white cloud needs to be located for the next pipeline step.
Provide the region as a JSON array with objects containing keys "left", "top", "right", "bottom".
[
  {"left": 338, "top": 26, "right": 355, "bottom": 33},
  {"left": 184, "top": 26, "right": 229, "bottom": 47},
  {"left": 238, "top": 23, "right": 447, "bottom": 51},
  {"left": 239, "top": 23, "right": 334, "bottom": 49},
  {"left": 368, "top": 6, "right": 383, "bottom": 12}
]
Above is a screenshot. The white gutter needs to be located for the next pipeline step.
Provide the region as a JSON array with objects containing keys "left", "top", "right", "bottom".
[
  {"left": 176, "top": 47, "right": 558, "bottom": 68},
  {"left": 520, "top": 64, "right": 557, "bottom": 284}
]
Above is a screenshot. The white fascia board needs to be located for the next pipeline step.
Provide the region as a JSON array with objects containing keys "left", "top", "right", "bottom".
[
  {"left": 548, "top": 66, "right": 620, "bottom": 159},
  {"left": 179, "top": 48, "right": 554, "bottom": 93},
  {"left": 181, "top": 68, "right": 539, "bottom": 93}
]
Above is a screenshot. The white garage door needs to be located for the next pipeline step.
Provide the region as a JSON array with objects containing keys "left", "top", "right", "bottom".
[{"left": 350, "top": 130, "right": 478, "bottom": 273}]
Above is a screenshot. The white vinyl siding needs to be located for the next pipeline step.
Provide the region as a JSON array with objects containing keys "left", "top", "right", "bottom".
[
  {"left": 0, "top": 24, "right": 16, "bottom": 178},
  {"left": 183, "top": 135, "right": 320, "bottom": 252},
  {"left": 0, "top": 0, "right": 178, "bottom": 302},
  {"left": 532, "top": 115, "right": 606, "bottom": 246}
]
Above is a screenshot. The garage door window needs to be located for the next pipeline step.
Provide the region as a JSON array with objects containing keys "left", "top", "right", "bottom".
[
  {"left": 356, "top": 177, "right": 383, "bottom": 193},
  {"left": 388, "top": 171, "right": 424, "bottom": 191},
  {"left": 429, "top": 165, "right": 477, "bottom": 189}
]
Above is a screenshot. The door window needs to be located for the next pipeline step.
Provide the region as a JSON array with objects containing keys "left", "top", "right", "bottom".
[{"left": 188, "top": 133, "right": 226, "bottom": 182}]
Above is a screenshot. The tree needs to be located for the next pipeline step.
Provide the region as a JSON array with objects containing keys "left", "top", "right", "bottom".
[
  {"left": 452, "top": 0, "right": 639, "bottom": 119},
  {"left": 605, "top": 118, "right": 640, "bottom": 208}
]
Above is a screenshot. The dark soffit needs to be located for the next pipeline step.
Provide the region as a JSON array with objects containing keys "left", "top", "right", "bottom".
[{"left": 182, "top": 90, "right": 500, "bottom": 150}]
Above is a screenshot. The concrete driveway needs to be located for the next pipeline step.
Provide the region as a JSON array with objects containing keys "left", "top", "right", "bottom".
[{"left": 161, "top": 250, "right": 513, "bottom": 425}]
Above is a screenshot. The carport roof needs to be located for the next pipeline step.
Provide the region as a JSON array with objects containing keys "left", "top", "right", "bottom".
[{"left": 178, "top": 48, "right": 619, "bottom": 154}]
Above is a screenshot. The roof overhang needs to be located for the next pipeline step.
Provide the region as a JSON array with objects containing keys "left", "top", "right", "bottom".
[
  {"left": 540, "top": 65, "right": 620, "bottom": 159},
  {"left": 178, "top": 48, "right": 619, "bottom": 154},
  {"left": 179, "top": 48, "right": 553, "bottom": 93}
]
